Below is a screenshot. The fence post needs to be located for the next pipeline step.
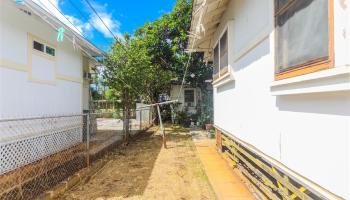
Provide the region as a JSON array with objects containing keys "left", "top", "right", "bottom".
[
  {"left": 170, "top": 104, "right": 175, "bottom": 124},
  {"left": 157, "top": 105, "right": 166, "bottom": 148},
  {"left": 140, "top": 109, "right": 142, "bottom": 130},
  {"left": 149, "top": 107, "right": 152, "bottom": 125},
  {"left": 86, "top": 113, "right": 90, "bottom": 167}
]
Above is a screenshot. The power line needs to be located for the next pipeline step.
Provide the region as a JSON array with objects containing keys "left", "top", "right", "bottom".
[
  {"left": 35, "top": 1, "right": 143, "bottom": 99},
  {"left": 83, "top": 0, "right": 119, "bottom": 41},
  {"left": 79, "top": 0, "right": 149, "bottom": 100},
  {"left": 65, "top": 0, "right": 125, "bottom": 52},
  {"left": 176, "top": 1, "right": 205, "bottom": 101},
  {"left": 65, "top": 0, "right": 101, "bottom": 37},
  {"left": 43, "top": 0, "right": 186, "bottom": 104},
  {"left": 46, "top": 0, "right": 85, "bottom": 37},
  {"left": 27, "top": 0, "right": 98, "bottom": 61},
  {"left": 44, "top": 0, "right": 104, "bottom": 53}
]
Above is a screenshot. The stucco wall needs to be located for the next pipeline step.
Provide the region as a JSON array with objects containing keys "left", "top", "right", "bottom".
[
  {"left": 0, "top": 0, "right": 83, "bottom": 117},
  {"left": 212, "top": 0, "right": 350, "bottom": 199}
]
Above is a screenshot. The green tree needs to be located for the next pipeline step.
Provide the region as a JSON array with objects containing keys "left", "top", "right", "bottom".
[
  {"left": 103, "top": 0, "right": 213, "bottom": 136},
  {"left": 134, "top": 0, "right": 212, "bottom": 95},
  {"left": 103, "top": 34, "right": 158, "bottom": 142}
]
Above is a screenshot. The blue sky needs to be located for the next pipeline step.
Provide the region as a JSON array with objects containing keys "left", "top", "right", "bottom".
[{"left": 58, "top": 0, "right": 176, "bottom": 51}]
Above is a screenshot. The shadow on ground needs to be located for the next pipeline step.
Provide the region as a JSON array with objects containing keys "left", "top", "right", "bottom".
[
  {"left": 59, "top": 128, "right": 162, "bottom": 199},
  {"left": 60, "top": 125, "right": 216, "bottom": 200}
]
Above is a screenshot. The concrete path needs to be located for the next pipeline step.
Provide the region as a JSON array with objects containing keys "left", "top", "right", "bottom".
[{"left": 192, "top": 130, "right": 256, "bottom": 200}]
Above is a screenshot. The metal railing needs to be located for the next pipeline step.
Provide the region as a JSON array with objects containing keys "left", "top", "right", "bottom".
[{"left": 0, "top": 106, "right": 155, "bottom": 200}]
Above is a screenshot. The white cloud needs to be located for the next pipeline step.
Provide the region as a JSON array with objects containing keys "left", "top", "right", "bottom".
[
  {"left": 33, "top": 0, "right": 87, "bottom": 36},
  {"left": 87, "top": 1, "right": 122, "bottom": 39},
  {"left": 33, "top": 0, "right": 121, "bottom": 39},
  {"left": 65, "top": 15, "right": 93, "bottom": 37},
  {"left": 89, "top": 12, "right": 122, "bottom": 38}
]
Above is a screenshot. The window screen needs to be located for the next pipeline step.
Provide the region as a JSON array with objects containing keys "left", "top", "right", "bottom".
[
  {"left": 184, "top": 90, "right": 194, "bottom": 103},
  {"left": 219, "top": 31, "right": 228, "bottom": 70},
  {"left": 276, "top": 0, "right": 329, "bottom": 73},
  {"left": 213, "top": 44, "right": 219, "bottom": 75},
  {"left": 33, "top": 41, "right": 44, "bottom": 52},
  {"left": 46, "top": 46, "right": 55, "bottom": 56}
]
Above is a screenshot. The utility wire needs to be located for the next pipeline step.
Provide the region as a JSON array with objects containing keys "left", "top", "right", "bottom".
[
  {"left": 45, "top": 0, "right": 145, "bottom": 101},
  {"left": 45, "top": 0, "right": 185, "bottom": 105},
  {"left": 65, "top": 0, "right": 102, "bottom": 38},
  {"left": 175, "top": 2, "right": 205, "bottom": 101},
  {"left": 28, "top": 0, "right": 97, "bottom": 61},
  {"left": 83, "top": 0, "right": 119, "bottom": 41},
  {"left": 80, "top": 0, "right": 149, "bottom": 100},
  {"left": 46, "top": 0, "right": 88, "bottom": 40},
  {"left": 176, "top": 35, "right": 197, "bottom": 101},
  {"left": 176, "top": 46, "right": 194, "bottom": 100}
]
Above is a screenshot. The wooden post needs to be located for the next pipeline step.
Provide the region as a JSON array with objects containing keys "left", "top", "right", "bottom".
[
  {"left": 157, "top": 104, "right": 166, "bottom": 148},
  {"left": 170, "top": 104, "right": 175, "bottom": 124}
]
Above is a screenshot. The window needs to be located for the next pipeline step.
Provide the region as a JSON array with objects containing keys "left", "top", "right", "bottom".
[
  {"left": 33, "top": 41, "right": 44, "bottom": 52},
  {"left": 213, "top": 29, "right": 229, "bottom": 80},
  {"left": 33, "top": 40, "right": 56, "bottom": 57},
  {"left": 184, "top": 90, "right": 194, "bottom": 104},
  {"left": 213, "top": 45, "right": 219, "bottom": 77},
  {"left": 275, "top": 0, "right": 333, "bottom": 80},
  {"left": 46, "top": 46, "right": 55, "bottom": 56},
  {"left": 220, "top": 31, "right": 228, "bottom": 73}
]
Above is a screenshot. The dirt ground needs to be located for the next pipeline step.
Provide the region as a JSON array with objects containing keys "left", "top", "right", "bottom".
[{"left": 59, "top": 125, "right": 217, "bottom": 200}]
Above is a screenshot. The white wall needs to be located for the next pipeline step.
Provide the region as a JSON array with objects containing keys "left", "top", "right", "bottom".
[
  {"left": 212, "top": 0, "right": 350, "bottom": 199},
  {"left": 0, "top": 0, "right": 84, "bottom": 117}
]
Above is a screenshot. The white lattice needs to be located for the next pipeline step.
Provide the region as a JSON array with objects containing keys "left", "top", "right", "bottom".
[{"left": 0, "top": 115, "right": 83, "bottom": 175}]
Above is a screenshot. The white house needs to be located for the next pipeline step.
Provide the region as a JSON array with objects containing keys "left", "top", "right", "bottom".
[
  {"left": 0, "top": 0, "right": 104, "bottom": 118},
  {"left": 189, "top": 0, "right": 350, "bottom": 199},
  {"left": 170, "top": 84, "right": 202, "bottom": 114},
  {"left": 0, "top": 1, "right": 105, "bottom": 196}
]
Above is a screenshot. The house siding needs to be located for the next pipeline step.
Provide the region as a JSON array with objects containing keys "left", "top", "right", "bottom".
[
  {"left": 212, "top": 0, "right": 350, "bottom": 199},
  {"left": 0, "top": 0, "right": 84, "bottom": 117}
]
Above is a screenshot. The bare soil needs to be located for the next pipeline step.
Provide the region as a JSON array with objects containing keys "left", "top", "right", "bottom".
[{"left": 59, "top": 126, "right": 216, "bottom": 200}]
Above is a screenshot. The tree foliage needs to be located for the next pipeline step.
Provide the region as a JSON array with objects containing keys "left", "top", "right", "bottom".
[
  {"left": 103, "top": 0, "right": 212, "bottom": 107},
  {"left": 134, "top": 0, "right": 212, "bottom": 91},
  {"left": 104, "top": 34, "right": 155, "bottom": 104}
]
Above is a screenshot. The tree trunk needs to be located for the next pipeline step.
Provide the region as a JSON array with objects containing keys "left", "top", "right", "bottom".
[{"left": 123, "top": 89, "right": 130, "bottom": 144}]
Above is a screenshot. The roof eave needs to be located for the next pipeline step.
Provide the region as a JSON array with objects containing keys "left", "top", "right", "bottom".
[
  {"left": 188, "top": 0, "right": 229, "bottom": 60},
  {"left": 23, "top": 0, "right": 105, "bottom": 58}
]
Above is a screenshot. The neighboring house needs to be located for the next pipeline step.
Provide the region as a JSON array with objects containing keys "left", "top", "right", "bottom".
[
  {"left": 170, "top": 84, "right": 202, "bottom": 114},
  {"left": 0, "top": 0, "right": 104, "bottom": 117},
  {"left": 0, "top": 1, "right": 104, "bottom": 196},
  {"left": 189, "top": 0, "right": 349, "bottom": 199}
]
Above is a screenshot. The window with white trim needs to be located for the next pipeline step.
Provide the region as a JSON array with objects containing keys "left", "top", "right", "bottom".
[
  {"left": 33, "top": 40, "right": 56, "bottom": 57},
  {"left": 275, "top": 0, "right": 333, "bottom": 80},
  {"left": 220, "top": 31, "right": 228, "bottom": 74},
  {"left": 213, "top": 30, "right": 229, "bottom": 80},
  {"left": 213, "top": 45, "right": 219, "bottom": 76},
  {"left": 45, "top": 46, "right": 55, "bottom": 56},
  {"left": 184, "top": 89, "right": 195, "bottom": 107},
  {"left": 33, "top": 41, "right": 44, "bottom": 52}
]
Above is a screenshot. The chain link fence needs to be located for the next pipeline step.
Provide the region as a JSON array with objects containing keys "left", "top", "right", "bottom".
[{"left": 0, "top": 106, "right": 155, "bottom": 200}]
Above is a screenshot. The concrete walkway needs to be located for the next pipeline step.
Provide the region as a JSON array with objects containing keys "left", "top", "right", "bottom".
[{"left": 192, "top": 130, "right": 256, "bottom": 200}]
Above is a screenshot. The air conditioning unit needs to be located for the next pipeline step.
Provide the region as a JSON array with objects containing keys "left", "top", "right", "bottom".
[{"left": 83, "top": 72, "right": 91, "bottom": 80}]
